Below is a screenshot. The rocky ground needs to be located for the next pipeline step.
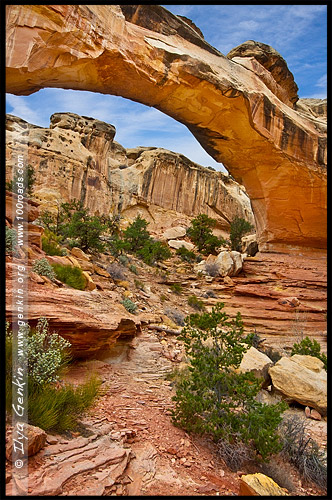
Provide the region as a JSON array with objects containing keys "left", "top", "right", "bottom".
[{"left": 6, "top": 324, "right": 327, "bottom": 496}]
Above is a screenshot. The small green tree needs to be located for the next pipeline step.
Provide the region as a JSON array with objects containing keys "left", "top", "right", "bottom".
[
  {"left": 229, "top": 216, "right": 253, "bottom": 252},
  {"left": 172, "top": 303, "right": 287, "bottom": 461},
  {"left": 5, "top": 227, "right": 18, "bottom": 255},
  {"left": 176, "top": 246, "right": 196, "bottom": 263},
  {"left": 137, "top": 239, "right": 171, "bottom": 266},
  {"left": 6, "top": 164, "right": 36, "bottom": 197},
  {"left": 291, "top": 337, "right": 327, "bottom": 371},
  {"left": 59, "top": 200, "right": 107, "bottom": 252},
  {"left": 122, "top": 215, "right": 151, "bottom": 252},
  {"left": 186, "top": 214, "right": 226, "bottom": 255}
]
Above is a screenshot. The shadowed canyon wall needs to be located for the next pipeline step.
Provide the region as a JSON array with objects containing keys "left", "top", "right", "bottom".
[
  {"left": 6, "top": 113, "right": 254, "bottom": 235},
  {"left": 6, "top": 4, "right": 327, "bottom": 251}
]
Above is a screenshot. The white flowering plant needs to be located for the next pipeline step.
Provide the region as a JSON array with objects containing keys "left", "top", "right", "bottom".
[
  {"left": 32, "top": 257, "right": 56, "bottom": 281},
  {"left": 27, "top": 317, "right": 71, "bottom": 385}
]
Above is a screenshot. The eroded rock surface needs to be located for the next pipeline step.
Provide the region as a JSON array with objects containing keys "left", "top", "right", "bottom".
[
  {"left": 6, "top": 113, "right": 254, "bottom": 237},
  {"left": 6, "top": 4, "right": 327, "bottom": 250}
]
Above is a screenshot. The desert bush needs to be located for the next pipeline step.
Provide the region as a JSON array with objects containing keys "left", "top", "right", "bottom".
[
  {"left": 107, "top": 262, "right": 127, "bottom": 281},
  {"left": 205, "top": 262, "right": 220, "bottom": 277},
  {"left": 52, "top": 264, "right": 86, "bottom": 290},
  {"left": 6, "top": 164, "right": 36, "bottom": 197},
  {"left": 122, "top": 215, "right": 150, "bottom": 252},
  {"left": 165, "top": 307, "right": 185, "bottom": 327},
  {"left": 33, "top": 257, "right": 56, "bottom": 281},
  {"left": 217, "top": 436, "right": 252, "bottom": 471},
  {"left": 160, "top": 294, "right": 168, "bottom": 302},
  {"left": 6, "top": 319, "right": 102, "bottom": 432},
  {"left": 118, "top": 254, "right": 129, "bottom": 267},
  {"left": 186, "top": 214, "right": 226, "bottom": 255},
  {"left": 107, "top": 235, "right": 130, "bottom": 259},
  {"left": 27, "top": 375, "right": 102, "bottom": 432},
  {"left": 121, "top": 298, "right": 137, "bottom": 314},
  {"left": 260, "top": 459, "right": 297, "bottom": 493},
  {"left": 279, "top": 415, "right": 327, "bottom": 490},
  {"left": 137, "top": 239, "right": 171, "bottom": 266},
  {"left": 129, "top": 264, "right": 138, "bottom": 274},
  {"left": 171, "top": 303, "right": 287, "bottom": 461},
  {"left": 291, "top": 337, "right": 327, "bottom": 371},
  {"left": 134, "top": 279, "right": 145, "bottom": 290},
  {"left": 229, "top": 216, "right": 253, "bottom": 252},
  {"left": 27, "top": 317, "right": 72, "bottom": 385},
  {"left": 176, "top": 246, "right": 196, "bottom": 263},
  {"left": 42, "top": 229, "right": 64, "bottom": 256},
  {"left": 170, "top": 283, "right": 183, "bottom": 295},
  {"left": 5, "top": 227, "right": 18, "bottom": 254},
  {"left": 187, "top": 295, "right": 205, "bottom": 311}
]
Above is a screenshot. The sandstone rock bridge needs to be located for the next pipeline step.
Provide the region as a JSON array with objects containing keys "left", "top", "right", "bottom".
[{"left": 6, "top": 4, "right": 327, "bottom": 252}]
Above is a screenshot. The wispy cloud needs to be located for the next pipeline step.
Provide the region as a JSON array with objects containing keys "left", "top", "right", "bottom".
[{"left": 6, "top": 94, "right": 41, "bottom": 124}]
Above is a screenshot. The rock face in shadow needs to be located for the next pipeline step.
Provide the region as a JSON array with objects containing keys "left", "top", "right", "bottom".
[
  {"left": 6, "top": 4, "right": 327, "bottom": 251},
  {"left": 6, "top": 113, "right": 254, "bottom": 236}
]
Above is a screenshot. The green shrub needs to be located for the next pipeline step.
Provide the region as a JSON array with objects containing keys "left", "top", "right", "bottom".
[
  {"left": 108, "top": 235, "right": 130, "bottom": 259},
  {"left": 160, "top": 294, "right": 168, "bottom": 302},
  {"left": 134, "top": 279, "right": 145, "bottom": 290},
  {"left": 6, "top": 319, "right": 102, "bottom": 432},
  {"left": 118, "top": 254, "right": 129, "bottom": 266},
  {"left": 229, "top": 216, "right": 253, "bottom": 252},
  {"left": 27, "top": 375, "right": 102, "bottom": 432},
  {"left": 129, "top": 264, "right": 138, "bottom": 274},
  {"left": 186, "top": 214, "right": 226, "bottom": 255},
  {"left": 137, "top": 239, "right": 171, "bottom": 266},
  {"left": 170, "top": 283, "right": 183, "bottom": 295},
  {"left": 52, "top": 264, "right": 86, "bottom": 290},
  {"left": 187, "top": 295, "right": 205, "bottom": 311},
  {"left": 5, "top": 227, "right": 18, "bottom": 254},
  {"left": 121, "top": 298, "right": 137, "bottom": 314},
  {"left": 176, "top": 246, "right": 196, "bottom": 263},
  {"left": 291, "top": 336, "right": 327, "bottom": 371},
  {"left": 33, "top": 257, "right": 56, "bottom": 281},
  {"left": 6, "top": 164, "right": 36, "bottom": 197},
  {"left": 27, "top": 317, "right": 71, "bottom": 385},
  {"left": 42, "top": 229, "right": 64, "bottom": 256},
  {"left": 171, "top": 303, "right": 287, "bottom": 461},
  {"left": 122, "top": 215, "right": 150, "bottom": 252}
]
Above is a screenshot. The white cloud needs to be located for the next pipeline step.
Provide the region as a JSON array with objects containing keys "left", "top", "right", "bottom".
[
  {"left": 315, "top": 74, "right": 327, "bottom": 88},
  {"left": 6, "top": 94, "right": 41, "bottom": 124}
]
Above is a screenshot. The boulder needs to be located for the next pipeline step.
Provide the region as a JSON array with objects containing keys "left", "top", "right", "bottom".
[
  {"left": 241, "top": 234, "right": 258, "bottom": 256},
  {"left": 168, "top": 240, "right": 194, "bottom": 251},
  {"left": 6, "top": 424, "right": 47, "bottom": 459},
  {"left": 163, "top": 226, "right": 187, "bottom": 240},
  {"left": 71, "top": 247, "right": 91, "bottom": 261},
  {"left": 230, "top": 251, "right": 243, "bottom": 276},
  {"left": 214, "top": 251, "right": 234, "bottom": 277},
  {"left": 239, "top": 473, "right": 289, "bottom": 496},
  {"left": 236, "top": 346, "right": 273, "bottom": 386},
  {"left": 268, "top": 355, "right": 327, "bottom": 415}
]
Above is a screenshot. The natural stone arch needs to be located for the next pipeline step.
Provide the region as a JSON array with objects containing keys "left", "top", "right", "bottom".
[{"left": 6, "top": 4, "right": 327, "bottom": 251}]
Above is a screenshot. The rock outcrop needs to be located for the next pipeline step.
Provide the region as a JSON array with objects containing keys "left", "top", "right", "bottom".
[
  {"left": 268, "top": 355, "right": 327, "bottom": 415},
  {"left": 6, "top": 4, "right": 327, "bottom": 250},
  {"left": 6, "top": 113, "right": 254, "bottom": 237},
  {"left": 239, "top": 473, "right": 289, "bottom": 496}
]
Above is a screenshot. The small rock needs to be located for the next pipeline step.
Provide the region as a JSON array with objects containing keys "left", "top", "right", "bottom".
[
  {"left": 305, "top": 406, "right": 311, "bottom": 418},
  {"left": 310, "top": 409, "right": 322, "bottom": 421},
  {"left": 46, "top": 435, "right": 58, "bottom": 445},
  {"left": 223, "top": 275, "right": 234, "bottom": 286}
]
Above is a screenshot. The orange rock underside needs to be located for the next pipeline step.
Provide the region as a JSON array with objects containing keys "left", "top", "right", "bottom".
[{"left": 5, "top": 4, "right": 327, "bottom": 251}]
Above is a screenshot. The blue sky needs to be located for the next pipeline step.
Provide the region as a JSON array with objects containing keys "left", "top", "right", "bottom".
[{"left": 6, "top": 4, "right": 327, "bottom": 172}]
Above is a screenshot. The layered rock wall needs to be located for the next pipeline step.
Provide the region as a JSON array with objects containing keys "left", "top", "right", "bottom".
[
  {"left": 6, "top": 113, "right": 254, "bottom": 235},
  {"left": 5, "top": 4, "right": 327, "bottom": 250}
]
